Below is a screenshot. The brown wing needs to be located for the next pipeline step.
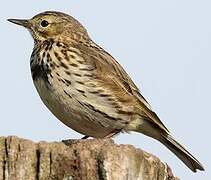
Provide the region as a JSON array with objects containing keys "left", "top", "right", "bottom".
[{"left": 75, "top": 42, "right": 169, "bottom": 133}]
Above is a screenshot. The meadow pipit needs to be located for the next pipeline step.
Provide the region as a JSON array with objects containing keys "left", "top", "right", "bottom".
[{"left": 8, "top": 11, "right": 204, "bottom": 172}]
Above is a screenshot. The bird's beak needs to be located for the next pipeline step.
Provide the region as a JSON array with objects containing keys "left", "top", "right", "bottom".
[{"left": 7, "top": 19, "right": 30, "bottom": 28}]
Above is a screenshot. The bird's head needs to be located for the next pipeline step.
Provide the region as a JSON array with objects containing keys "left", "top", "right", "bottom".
[{"left": 8, "top": 11, "right": 89, "bottom": 43}]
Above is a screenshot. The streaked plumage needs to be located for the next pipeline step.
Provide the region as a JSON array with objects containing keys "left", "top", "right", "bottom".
[{"left": 8, "top": 11, "right": 204, "bottom": 172}]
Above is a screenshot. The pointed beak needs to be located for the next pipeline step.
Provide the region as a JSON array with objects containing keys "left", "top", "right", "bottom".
[{"left": 7, "top": 19, "right": 30, "bottom": 28}]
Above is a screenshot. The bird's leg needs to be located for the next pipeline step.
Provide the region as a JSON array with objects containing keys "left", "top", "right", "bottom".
[
  {"left": 81, "top": 135, "right": 89, "bottom": 139},
  {"left": 63, "top": 130, "right": 120, "bottom": 145},
  {"left": 103, "top": 129, "right": 121, "bottom": 138},
  {"left": 63, "top": 130, "right": 120, "bottom": 144}
]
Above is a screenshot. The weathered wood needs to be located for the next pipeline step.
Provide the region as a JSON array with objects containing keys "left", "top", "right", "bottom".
[{"left": 0, "top": 136, "right": 179, "bottom": 180}]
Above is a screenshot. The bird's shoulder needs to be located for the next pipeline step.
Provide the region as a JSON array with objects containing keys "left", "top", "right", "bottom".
[{"left": 70, "top": 41, "right": 150, "bottom": 106}]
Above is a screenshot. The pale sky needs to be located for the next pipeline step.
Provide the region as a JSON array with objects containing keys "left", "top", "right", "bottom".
[{"left": 0, "top": 0, "right": 210, "bottom": 179}]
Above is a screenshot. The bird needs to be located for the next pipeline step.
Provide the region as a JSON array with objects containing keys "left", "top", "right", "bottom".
[{"left": 8, "top": 11, "right": 204, "bottom": 172}]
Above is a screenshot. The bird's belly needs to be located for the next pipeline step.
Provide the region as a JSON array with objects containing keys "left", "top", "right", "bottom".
[{"left": 33, "top": 78, "right": 114, "bottom": 138}]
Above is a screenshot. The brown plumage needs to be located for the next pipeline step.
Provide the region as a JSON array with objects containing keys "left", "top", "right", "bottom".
[{"left": 8, "top": 11, "right": 204, "bottom": 172}]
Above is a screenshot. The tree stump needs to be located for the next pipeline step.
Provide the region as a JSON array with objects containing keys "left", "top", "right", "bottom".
[{"left": 0, "top": 136, "right": 179, "bottom": 180}]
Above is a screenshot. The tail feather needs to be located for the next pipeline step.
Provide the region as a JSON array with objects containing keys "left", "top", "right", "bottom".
[{"left": 160, "top": 134, "right": 204, "bottom": 172}]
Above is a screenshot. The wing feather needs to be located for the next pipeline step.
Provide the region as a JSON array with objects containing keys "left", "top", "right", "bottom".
[{"left": 73, "top": 42, "right": 169, "bottom": 133}]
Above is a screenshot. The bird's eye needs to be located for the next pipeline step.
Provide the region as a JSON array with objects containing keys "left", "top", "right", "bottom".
[{"left": 40, "top": 20, "right": 49, "bottom": 27}]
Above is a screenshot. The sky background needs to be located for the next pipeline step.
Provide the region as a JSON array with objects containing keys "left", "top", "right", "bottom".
[{"left": 0, "top": 0, "right": 210, "bottom": 179}]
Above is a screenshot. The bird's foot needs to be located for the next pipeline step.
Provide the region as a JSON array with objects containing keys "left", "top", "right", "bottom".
[
  {"left": 62, "top": 135, "right": 89, "bottom": 145},
  {"left": 62, "top": 139, "right": 79, "bottom": 145}
]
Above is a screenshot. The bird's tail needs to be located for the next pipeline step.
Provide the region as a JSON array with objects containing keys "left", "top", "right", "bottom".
[{"left": 159, "top": 133, "right": 204, "bottom": 172}]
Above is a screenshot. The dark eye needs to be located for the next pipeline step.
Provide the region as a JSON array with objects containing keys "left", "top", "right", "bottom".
[{"left": 40, "top": 20, "right": 49, "bottom": 27}]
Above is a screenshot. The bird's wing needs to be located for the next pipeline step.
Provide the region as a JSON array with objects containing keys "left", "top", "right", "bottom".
[{"left": 74, "top": 42, "right": 169, "bottom": 132}]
